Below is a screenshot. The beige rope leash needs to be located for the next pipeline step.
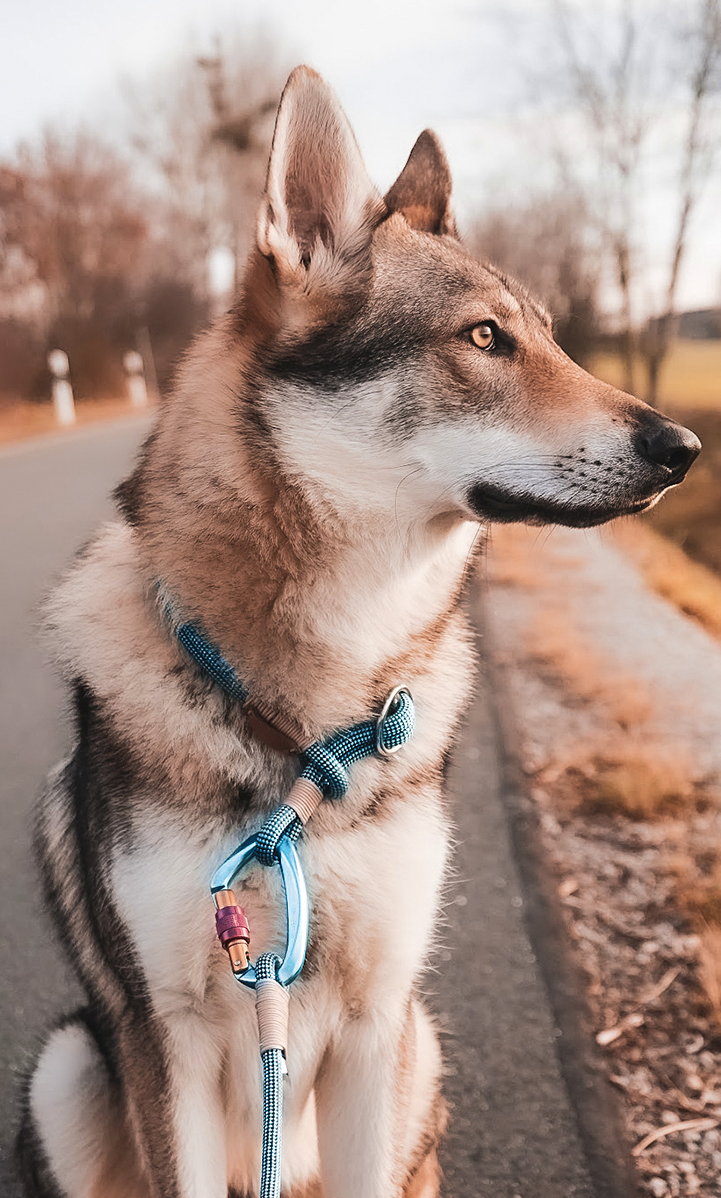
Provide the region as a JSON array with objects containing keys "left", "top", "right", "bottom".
[
  {"left": 285, "top": 777, "right": 323, "bottom": 825},
  {"left": 255, "top": 978, "right": 291, "bottom": 1056}
]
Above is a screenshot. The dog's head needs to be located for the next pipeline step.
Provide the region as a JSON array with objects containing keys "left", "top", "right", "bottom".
[{"left": 236, "top": 66, "right": 699, "bottom": 531}]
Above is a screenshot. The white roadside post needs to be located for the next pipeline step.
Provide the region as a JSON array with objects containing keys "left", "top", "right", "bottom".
[
  {"left": 123, "top": 350, "right": 149, "bottom": 409},
  {"left": 48, "top": 350, "right": 76, "bottom": 426}
]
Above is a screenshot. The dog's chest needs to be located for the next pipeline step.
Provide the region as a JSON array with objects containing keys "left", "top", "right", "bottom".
[{"left": 110, "top": 798, "right": 449, "bottom": 1022}]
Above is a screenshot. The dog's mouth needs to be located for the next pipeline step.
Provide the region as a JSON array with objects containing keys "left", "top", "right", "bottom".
[{"left": 466, "top": 482, "right": 661, "bottom": 529}]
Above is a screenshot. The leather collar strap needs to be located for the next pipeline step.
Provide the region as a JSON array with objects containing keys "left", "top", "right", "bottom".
[
  {"left": 158, "top": 592, "right": 309, "bottom": 752},
  {"left": 158, "top": 590, "right": 415, "bottom": 769},
  {"left": 175, "top": 614, "right": 308, "bottom": 752}
]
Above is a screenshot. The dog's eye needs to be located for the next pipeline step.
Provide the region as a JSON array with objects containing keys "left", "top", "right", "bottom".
[{"left": 470, "top": 323, "right": 496, "bottom": 351}]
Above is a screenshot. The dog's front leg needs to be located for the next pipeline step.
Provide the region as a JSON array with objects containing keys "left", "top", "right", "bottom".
[
  {"left": 117, "top": 1007, "right": 229, "bottom": 1198},
  {"left": 315, "top": 1001, "right": 437, "bottom": 1198}
]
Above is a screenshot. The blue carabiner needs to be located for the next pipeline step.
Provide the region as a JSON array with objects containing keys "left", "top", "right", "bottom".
[{"left": 210, "top": 833, "right": 309, "bottom": 989}]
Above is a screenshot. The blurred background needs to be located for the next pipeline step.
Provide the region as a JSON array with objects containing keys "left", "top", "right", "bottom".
[
  {"left": 2, "top": 3, "right": 721, "bottom": 1196},
  {"left": 2, "top": 0, "right": 720, "bottom": 560}
]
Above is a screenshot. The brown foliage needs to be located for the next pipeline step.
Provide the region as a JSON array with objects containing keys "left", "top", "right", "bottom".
[
  {"left": 3, "top": 130, "right": 147, "bottom": 321},
  {"left": 468, "top": 191, "right": 600, "bottom": 366},
  {"left": 0, "top": 128, "right": 214, "bottom": 398},
  {"left": 0, "top": 318, "right": 41, "bottom": 402}
]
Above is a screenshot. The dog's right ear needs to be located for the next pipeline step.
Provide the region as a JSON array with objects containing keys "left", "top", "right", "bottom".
[
  {"left": 256, "top": 66, "right": 382, "bottom": 298},
  {"left": 384, "top": 130, "right": 457, "bottom": 237}
]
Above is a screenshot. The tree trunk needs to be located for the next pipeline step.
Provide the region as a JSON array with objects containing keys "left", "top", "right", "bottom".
[
  {"left": 621, "top": 326, "right": 635, "bottom": 395},
  {"left": 645, "top": 344, "right": 665, "bottom": 406},
  {"left": 615, "top": 237, "right": 635, "bottom": 394}
]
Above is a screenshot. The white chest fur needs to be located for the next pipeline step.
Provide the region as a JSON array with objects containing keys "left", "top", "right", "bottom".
[{"left": 110, "top": 798, "right": 449, "bottom": 1191}]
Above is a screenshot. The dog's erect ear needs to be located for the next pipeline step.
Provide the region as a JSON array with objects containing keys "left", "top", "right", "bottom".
[
  {"left": 257, "top": 66, "right": 382, "bottom": 294},
  {"left": 384, "top": 130, "right": 457, "bottom": 237}
]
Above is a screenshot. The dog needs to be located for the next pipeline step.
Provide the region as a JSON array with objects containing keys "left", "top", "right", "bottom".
[{"left": 18, "top": 65, "right": 700, "bottom": 1198}]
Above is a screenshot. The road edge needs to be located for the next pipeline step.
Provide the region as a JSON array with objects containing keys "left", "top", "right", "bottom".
[
  {"left": 0, "top": 411, "right": 153, "bottom": 460},
  {"left": 475, "top": 582, "right": 643, "bottom": 1198}
]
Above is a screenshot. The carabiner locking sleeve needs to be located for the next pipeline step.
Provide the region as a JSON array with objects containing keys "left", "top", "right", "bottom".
[{"left": 211, "top": 833, "right": 310, "bottom": 989}]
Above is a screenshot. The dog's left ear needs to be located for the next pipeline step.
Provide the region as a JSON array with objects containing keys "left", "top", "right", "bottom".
[
  {"left": 257, "top": 66, "right": 383, "bottom": 296},
  {"left": 384, "top": 130, "right": 457, "bottom": 237}
]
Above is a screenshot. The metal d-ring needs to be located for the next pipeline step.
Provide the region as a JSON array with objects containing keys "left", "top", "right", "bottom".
[
  {"left": 375, "top": 684, "right": 413, "bottom": 757},
  {"left": 210, "top": 833, "right": 310, "bottom": 990}
]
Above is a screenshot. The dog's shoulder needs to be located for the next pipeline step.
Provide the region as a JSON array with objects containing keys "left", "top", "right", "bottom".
[
  {"left": 43, "top": 520, "right": 266, "bottom": 806},
  {"left": 44, "top": 520, "right": 148, "bottom": 686}
]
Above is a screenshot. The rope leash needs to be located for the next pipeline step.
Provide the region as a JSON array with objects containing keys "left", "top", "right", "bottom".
[
  {"left": 254, "top": 953, "right": 288, "bottom": 1198},
  {"left": 164, "top": 602, "right": 415, "bottom": 1198}
]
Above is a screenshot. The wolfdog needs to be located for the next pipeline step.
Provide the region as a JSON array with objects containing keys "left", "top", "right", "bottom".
[{"left": 18, "top": 66, "right": 699, "bottom": 1198}]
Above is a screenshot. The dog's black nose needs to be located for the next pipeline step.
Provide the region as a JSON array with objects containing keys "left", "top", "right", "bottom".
[{"left": 635, "top": 419, "right": 701, "bottom": 478}]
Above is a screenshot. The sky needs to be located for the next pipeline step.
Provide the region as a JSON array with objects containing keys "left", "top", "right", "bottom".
[
  {"left": 2, "top": 0, "right": 720, "bottom": 315},
  {"left": 1, "top": 0, "right": 526, "bottom": 190}
]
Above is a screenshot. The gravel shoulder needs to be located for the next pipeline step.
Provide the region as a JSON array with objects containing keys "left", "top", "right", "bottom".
[{"left": 484, "top": 523, "right": 721, "bottom": 1198}]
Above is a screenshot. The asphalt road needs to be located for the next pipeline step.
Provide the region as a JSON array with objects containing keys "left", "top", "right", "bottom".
[
  {"left": 0, "top": 418, "right": 595, "bottom": 1197},
  {"left": 0, "top": 417, "right": 152, "bottom": 1196}
]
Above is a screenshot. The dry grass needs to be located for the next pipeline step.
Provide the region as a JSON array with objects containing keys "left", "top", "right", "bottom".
[
  {"left": 492, "top": 508, "right": 721, "bottom": 1055},
  {"left": 565, "top": 740, "right": 699, "bottom": 821},
  {"left": 522, "top": 586, "right": 705, "bottom": 819},
  {"left": 0, "top": 397, "right": 153, "bottom": 447},
  {"left": 591, "top": 339, "right": 721, "bottom": 411},
  {"left": 613, "top": 522, "right": 721, "bottom": 644},
  {"left": 518, "top": 545, "right": 713, "bottom": 823},
  {"left": 492, "top": 508, "right": 721, "bottom": 1046},
  {"left": 675, "top": 857, "right": 721, "bottom": 928},
  {"left": 673, "top": 860, "right": 721, "bottom": 1027}
]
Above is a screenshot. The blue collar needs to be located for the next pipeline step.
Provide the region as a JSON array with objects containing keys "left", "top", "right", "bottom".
[{"left": 162, "top": 597, "right": 415, "bottom": 800}]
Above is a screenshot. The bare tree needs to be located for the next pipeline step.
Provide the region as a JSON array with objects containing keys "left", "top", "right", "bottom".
[
  {"left": 551, "top": 0, "right": 666, "bottom": 392},
  {"left": 468, "top": 189, "right": 601, "bottom": 366},
  {"left": 124, "top": 31, "right": 290, "bottom": 297},
  {"left": 0, "top": 129, "right": 147, "bottom": 326},
  {"left": 0, "top": 130, "right": 166, "bottom": 399},
  {"left": 0, "top": 30, "right": 288, "bottom": 401},
  {"left": 641, "top": 0, "right": 721, "bottom": 402},
  {"left": 548, "top": 0, "right": 721, "bottom": 400}
]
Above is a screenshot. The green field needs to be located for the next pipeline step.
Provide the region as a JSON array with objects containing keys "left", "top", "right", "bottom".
[{"left": 592, "top": 338, "right": 721, "bottom": 411}]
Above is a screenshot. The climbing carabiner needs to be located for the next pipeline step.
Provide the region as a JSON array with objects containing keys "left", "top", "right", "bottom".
[{"left": 210, "top": 833, "right": 310, "bottom": 990}]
